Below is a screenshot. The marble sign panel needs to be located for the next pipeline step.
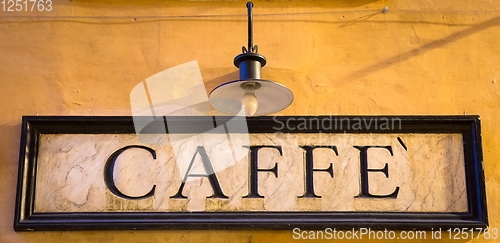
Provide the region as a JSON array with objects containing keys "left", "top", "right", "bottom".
[{"left": 33, "top": 133, "right": 467, "bottom": 213}]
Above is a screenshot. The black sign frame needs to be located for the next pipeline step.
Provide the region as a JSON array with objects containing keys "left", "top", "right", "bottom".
[{"left": 14, "top": 116, "right": 488, "bottom": 231}]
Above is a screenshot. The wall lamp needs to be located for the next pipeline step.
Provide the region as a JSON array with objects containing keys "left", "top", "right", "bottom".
[{"left": 209, "top": 2, "right": 294, "bottom": 116}]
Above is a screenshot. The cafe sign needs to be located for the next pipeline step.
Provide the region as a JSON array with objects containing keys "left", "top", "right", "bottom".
[{"left": 14, "top": 116, "right": 487, "bottom": 231}]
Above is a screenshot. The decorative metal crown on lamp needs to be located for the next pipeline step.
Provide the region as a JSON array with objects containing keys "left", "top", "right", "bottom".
[{"left": 209, "top": 2, "right": 294, "bottom": 116}]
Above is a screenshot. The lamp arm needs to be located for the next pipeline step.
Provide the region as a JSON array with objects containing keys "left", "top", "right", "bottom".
[{"left": 245, "top": 2, "right": 258, "bottom": 53}]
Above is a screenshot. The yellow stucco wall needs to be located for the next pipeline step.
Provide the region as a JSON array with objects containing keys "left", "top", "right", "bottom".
[{"left": 1, "top": 0, "right": 499, "bottom": 242}]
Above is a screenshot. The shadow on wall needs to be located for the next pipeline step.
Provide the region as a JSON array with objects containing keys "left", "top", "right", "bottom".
[
  {"left": 0, "top": 123, "right": 22, "bottom": 233},
  {"left": 0, "top": 124, "right": 22, "bottom": 166},
  {"left": 340, "top": 15, "right": 500, "bottom": 83}
]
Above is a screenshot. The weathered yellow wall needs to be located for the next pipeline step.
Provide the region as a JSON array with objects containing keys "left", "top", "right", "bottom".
[{"left": 1, "top": 0, "right": 499, "bottom": 242}]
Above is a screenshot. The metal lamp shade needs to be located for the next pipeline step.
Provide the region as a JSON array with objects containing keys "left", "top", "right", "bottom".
[{"left": 209, "top": 79, "right": 293, "bottom": 116}]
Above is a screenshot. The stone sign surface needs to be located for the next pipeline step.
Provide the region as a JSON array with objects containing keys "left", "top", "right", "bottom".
[
  {"left": 34, "top": 133, "right": 467, "bottom": 213},
  {"left": 14, "top": 116, "right": 487, "bottom": 231}
]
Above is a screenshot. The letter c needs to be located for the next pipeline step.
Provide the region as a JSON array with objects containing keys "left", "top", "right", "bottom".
[{"left": 104, "top": 145, "right": 156, "bottom": 200}]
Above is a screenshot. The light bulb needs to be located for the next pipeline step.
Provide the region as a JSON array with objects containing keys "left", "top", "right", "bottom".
[{"left": 242, "top": 90, "right": 258, "bottom": 116}]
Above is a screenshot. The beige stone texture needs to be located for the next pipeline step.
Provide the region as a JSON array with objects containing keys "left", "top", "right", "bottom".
[{"left": 34, "top": 133, "right": 467, "bottom": 213}]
